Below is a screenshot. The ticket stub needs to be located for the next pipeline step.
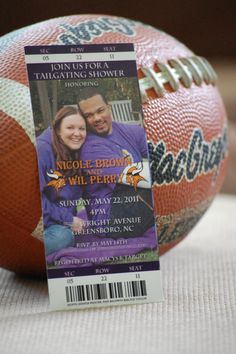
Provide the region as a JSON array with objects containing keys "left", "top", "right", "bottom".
[{"left": 25, "top": 43, "right": 163, "bottom": 310}]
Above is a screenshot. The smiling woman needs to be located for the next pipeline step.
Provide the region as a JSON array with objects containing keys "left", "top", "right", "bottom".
[
  {"left": 58, "top": 113, "right": 86, "bottom": 150},
  {"left": 36, "top": 106, "right": 87, "bottom": 256},
  {"left": 52, "top": 106, "right": 86, "bottom": 155}
]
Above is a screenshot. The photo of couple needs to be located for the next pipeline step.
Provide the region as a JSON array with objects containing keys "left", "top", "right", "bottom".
[{"left": 34, "top": 84, "right": 158, "bottom": 269}]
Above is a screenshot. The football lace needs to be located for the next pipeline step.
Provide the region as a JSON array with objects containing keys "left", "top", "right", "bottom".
[{"left": 139, "top": 56, "right": 217, "bottom": 101}]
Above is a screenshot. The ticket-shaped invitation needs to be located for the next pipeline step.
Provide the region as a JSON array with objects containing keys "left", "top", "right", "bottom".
[{"left": 25, "top": 43, "right": 163, "bottom": 310}]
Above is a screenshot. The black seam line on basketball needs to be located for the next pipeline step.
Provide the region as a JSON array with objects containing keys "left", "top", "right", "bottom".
[{"left": 139, "top": 56, "right": 217, "bottom": 101}]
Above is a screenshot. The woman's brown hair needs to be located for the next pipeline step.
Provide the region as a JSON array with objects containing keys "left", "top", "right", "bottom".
[{"left": 52, "top": 106, "right": 83, "bottom": 162}]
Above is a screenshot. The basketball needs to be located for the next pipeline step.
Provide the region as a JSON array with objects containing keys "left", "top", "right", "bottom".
[{"left": 0, "top": 15, "right": 228, "bottom": 276}]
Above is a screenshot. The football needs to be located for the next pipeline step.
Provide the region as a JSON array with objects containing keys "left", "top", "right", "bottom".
[{"left": 0, "top": 14, "right": 228, "bottom": 276}]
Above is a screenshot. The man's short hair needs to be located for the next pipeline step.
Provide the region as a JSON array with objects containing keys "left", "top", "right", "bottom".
[{"left": 77, "top": 87, "right": 108, "bottom": 113}]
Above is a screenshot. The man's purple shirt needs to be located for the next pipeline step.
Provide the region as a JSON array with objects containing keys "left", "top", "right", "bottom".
[{"left": 80, "top": 121, "right": 148, "bottom": 222}]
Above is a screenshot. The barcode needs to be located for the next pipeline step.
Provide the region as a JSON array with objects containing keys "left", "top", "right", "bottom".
[{"left": 65, "top": 280, "right": 147, "bottom": 303}]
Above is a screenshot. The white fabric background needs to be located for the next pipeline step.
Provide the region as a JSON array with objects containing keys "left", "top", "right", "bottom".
[{"left": 0, "top": 194, "right": 235, "bottom": 354}]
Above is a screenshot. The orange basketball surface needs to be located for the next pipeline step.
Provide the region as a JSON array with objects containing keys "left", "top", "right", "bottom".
[{"left": 0, "top": 15, "right": 228, "bottom": 276}]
